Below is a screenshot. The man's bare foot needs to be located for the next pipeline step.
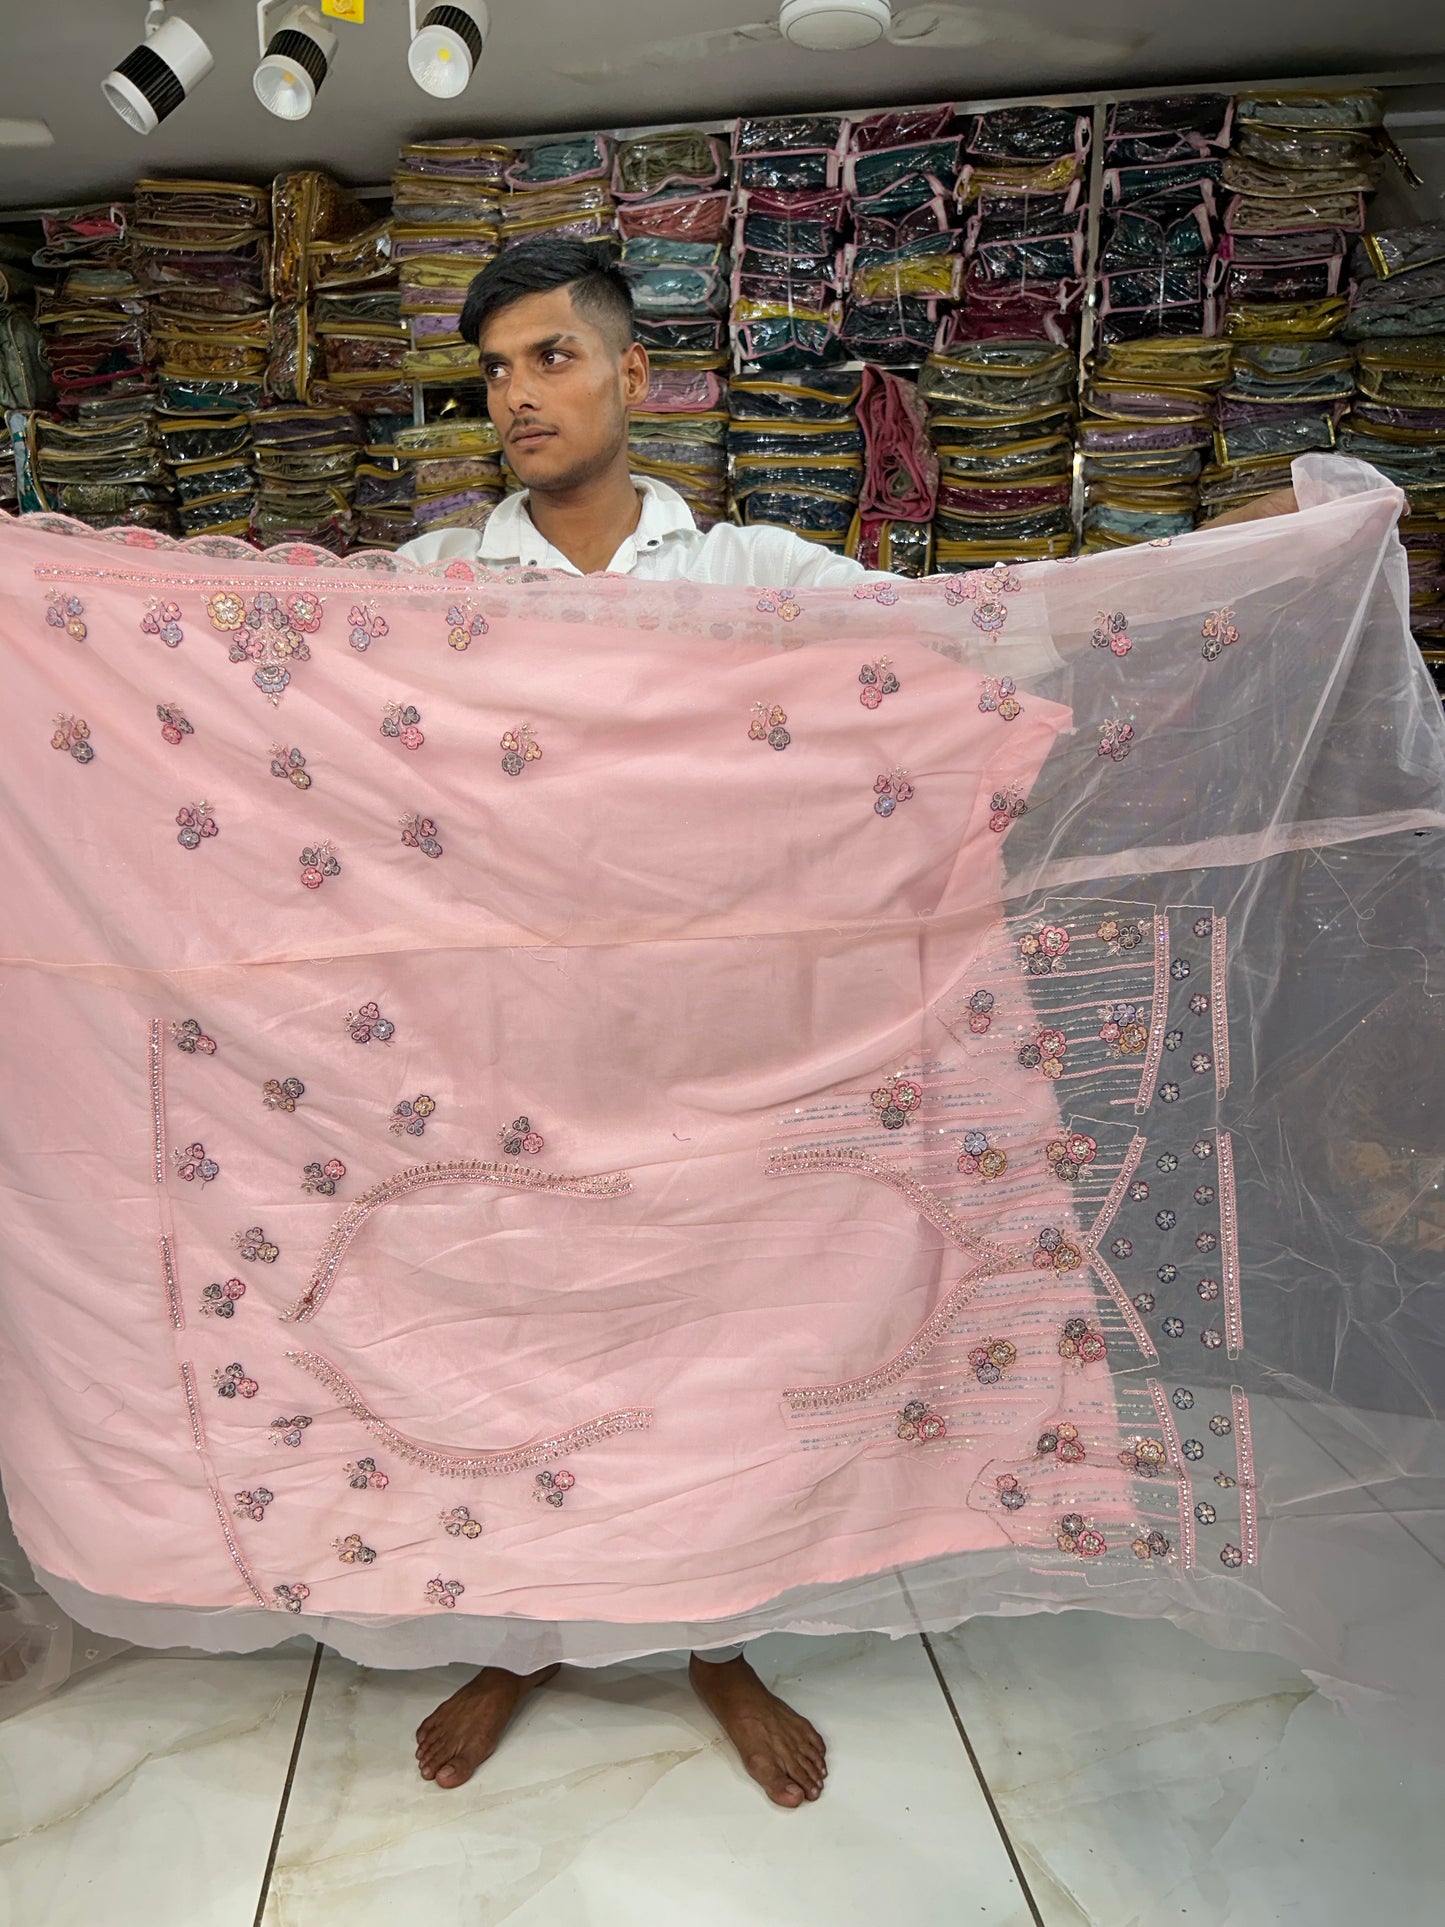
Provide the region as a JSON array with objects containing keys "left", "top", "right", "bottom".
[
  {"left": 415, "top": 1661, "right": 560, "bottom": 1789},
  {"left": 688, "top": 1651, "right": 827, "bottom": 1808}
]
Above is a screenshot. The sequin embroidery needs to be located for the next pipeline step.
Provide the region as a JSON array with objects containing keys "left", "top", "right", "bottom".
[{"left": 50, "top": 714, "right": 94, "bottom": 763}]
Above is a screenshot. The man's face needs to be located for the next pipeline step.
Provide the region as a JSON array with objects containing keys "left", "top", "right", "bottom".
[{"left": 477, "top": 285, "right": 649, "bottom": 493}]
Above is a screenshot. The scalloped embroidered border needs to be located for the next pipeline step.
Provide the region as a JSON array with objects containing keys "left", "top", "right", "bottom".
[
  {"left": 285, "top": 1347, "right": 652, "bottom": 1478},
  {"left": 284, "top": 1158, "right": 634, "bottom": 1322},
  {"left": 765, "top": 1147, "right": 1014, "bottom": 1266}
]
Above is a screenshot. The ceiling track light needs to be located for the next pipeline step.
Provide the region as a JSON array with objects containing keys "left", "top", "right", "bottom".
[
  {"left": 102, "top": 1, "right": 215, "bottom": 135},
  {"left": 408, "top": 0, "right": 489, "bottom": 98},
  {"left": 253, "top": 1, "right": 338, "bottom": 122}
]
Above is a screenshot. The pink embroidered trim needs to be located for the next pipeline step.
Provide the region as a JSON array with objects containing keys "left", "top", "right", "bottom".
[
  {"left": 178, "top": 1363, "right": 269, "bottom": 1608},
  {"left": 1149, "top": 1378, "right": 1197, "bottom": 1571},
  {"left": 765, "top": 1147, "right": 1013, "bottom": 1266},
  {"left": 1211, "top": 914, "right": 1231, "bottom": 1097},
  {"left": 1217, "top": 1130, "right": 1242, "bottom": 1359},
  {"left": 149, "top": 1018, "right": 165, "bottom": 1184},
  {"left": 159, "top": 1233, "right": 183, "bottom": 1330},
  {"left": 1083, "top": 1134, "right": 1157, "bottom": 1360},
  {"left": 1134, "top": 917, "right": 1170, "bottom": 1115},
  {"left": 1232, "top": 1386, "right": 1258, "bottom": 1566},
  {"left": 782, "top": 1265, "right": 995, "bottom": 1411},
  {"left": 284, "top": 1158, "right": 633, "bottom": 1322},
  {"left": 285, "top": 1347, "right": 652, "bottom": 1478}
]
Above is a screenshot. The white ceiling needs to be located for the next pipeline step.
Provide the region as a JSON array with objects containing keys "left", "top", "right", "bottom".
[{"left": 1, "top": 0, "right": 1443, "bottom": 208}]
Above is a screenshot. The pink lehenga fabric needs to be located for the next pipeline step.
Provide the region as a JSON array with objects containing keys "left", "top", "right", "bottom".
[{"left": 2, "top": 456, "right": 1444, "bottom": 1745}]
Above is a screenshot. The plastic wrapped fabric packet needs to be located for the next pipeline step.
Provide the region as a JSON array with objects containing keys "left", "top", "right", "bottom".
[
  {"left": 1100, "top": 203, "right": 1214, "bottom": 270},
  {"left": 1223, "top": 153, "right": 1382, "bottom": 198},
  {"left": 154, "top": 416, "right": 252, "bottom": 464},
  {"left": 1099, "top": 302, "right": 1220, "bottom": 344},
  {"left": 1350, "top": 399, "right": 1445, "bottom": 434},
  {"left": 643, "top": 368, "right": 727, "bottom": 413},
  {"left": 730, "top": 455, "right": 862, "bottom": 500},
  {"left": 634, "top": 317, "right": 727, "bottom": 359},
  {"left": 621, "top": 238, "right": 726, "bottom": 270},
  {"left": 1091, "top": 336, "right": 1233, "bottom": 387},
  {"left": 1219, "top": 229, "right": 1349, "bottom": 267},
  {"left": 1225, "top": 258, "right": 1346, "bottom": 305},
  {"left": 1104, "top": 129, "right": 1222, "bottom": 166},
  {"left": 269, "top": 171, "right": 373, "bottom": 304},
  {"left": 737, "top": 244, "right": 839, "bottom": 285},
  {"left": 847, "top": 173, "right": 957, "bottom": 218},
  {"left": 838, "top": 300, "right": 945, "bottom": 364},
  {"left": 939, "top": 436, "right": 1073, "bottom": 480},
  {"left": 965, "top": 105, "right": 1090, "bottom": 160},
  {"left": 1235, "top": 90, "right": 1384, "bottom": 130},
  {"left": 735, "top": 484, "right": 856, "bottom": 536},
  {"left": 847, "top": 105, "right": 956, "bottom": 152},
  {"left": 507, "top": 136, "right": 612, "bottom": 188},
  {"left": 729, "top": 368, "right": 862, "bottom": 421},
  {"left": 1103, "top": 160, "right": 1226, "bottom": 207},
  {"left": 728, "top": 423, "right": 864, "bottom": 460},
  {"left": 854, "top": 199, "right": 957, "bottom": 251},
  {"left": 849, "top": 245, "right": 962, "bottom": 304},
  {"left": 1225, "top": 190, "right": 1366, "bottom": 234},
  {"left": 970, "top": 233, "right": 1087, "bottom": 284},
  {"left": 733, "top": 115, "right": 844, "bottom": 156},
  {"left": 968, "top": 191, "right": 1085, "bottom": 246},
  {"left": 172, "top": 458, "right": 254, "bottom": 505},
  {"left": 1225, "top": 297, "right": 1349, "bottom": 339},
  {"left": 622, "top": 264, "right": 729, "bottom": 318},
  {"left": 935, "top": 502, "right": 1072, "bottom": 541},
  {"left": 920, "top": 343, "right": 1074, "bottom": 406},
  {"left": 1356, "top": 226, "right": 1445, "bottom": 281},
  {"left": 732, "top": 313, "right": 840, "bottom": 371},
  {"left": 612, "top": 131, "right": 726, "bottom": 200},
  {"left": 957, "top": 155, "right": 1081, "bottom": 203},
  {"left": 264, "top": 303, "right": 318, "bottom": 405},
  {"left": 1078, "top": 420, "right": 1212, "bottom": 455},
  {"left": 1105, "top": 93, "right": 1233, "bottom": 141},
  {"left": 855, "top": 362, "right": 938, "bottom": 523},
  {"left": 617, "top": 192, "right": 731, "bottom": 246},
  {"left": 1082, "top": 501, "right": 1196, "bottom": 540},
  {"left": 738, "top": 153, "right": 841, "bottom": 193},
  {"left": 1235, "top": 124, "right": 1379, "bottom": 171},
  {"left": 1215, "top": 412, "right": 1338, "bottom": 464},
  {"left": 938, "top": 477, "right": 1071, "bottom": 515},
  {"left": 845, "top": 140, "right": 962, "bottom": 198}
]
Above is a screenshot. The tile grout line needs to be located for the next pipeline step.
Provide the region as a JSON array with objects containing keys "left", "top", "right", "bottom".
[
  {"left": 919, "top": 1632, "right": 1047, "bottom": 1927},
  {"left": 252, "top": 1639, "right": 325, "bottom": 1927}
]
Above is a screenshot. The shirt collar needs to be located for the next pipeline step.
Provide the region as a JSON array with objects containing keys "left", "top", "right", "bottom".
[{"left": 478, "top": 474, "right": 697, "bottom": 572}]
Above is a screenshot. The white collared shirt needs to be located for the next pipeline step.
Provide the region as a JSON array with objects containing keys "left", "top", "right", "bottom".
[{"left": 397, "top": 473, "right": 874, "bottom": 588}]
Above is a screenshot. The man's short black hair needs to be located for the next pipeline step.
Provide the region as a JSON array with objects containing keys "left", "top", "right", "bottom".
[{"left": 459, "top": 239, "right": 636, "bottom": 352}]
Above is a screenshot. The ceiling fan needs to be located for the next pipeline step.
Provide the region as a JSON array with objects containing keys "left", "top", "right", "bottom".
[{"left": 559, "top": 1, "right": 1139, "bottom": 82}]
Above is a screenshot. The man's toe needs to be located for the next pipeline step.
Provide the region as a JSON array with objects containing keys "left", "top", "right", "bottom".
[{"left": 434, "top": 1758, "right": 473, "bottom": 1789}]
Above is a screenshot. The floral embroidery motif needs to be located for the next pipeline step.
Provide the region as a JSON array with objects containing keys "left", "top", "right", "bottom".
[
  {"left": 270, "top": 744, "right": 311, "bottom": 789},
  {"left": 870, "top": 1073, "right": 923, "bottom": 1131},
  {"left": 535, "top": 1469, "right": 577, "bottom": 1507},
  {"left": 233, "top": 1486, "right": 273, "bottom": 1521},
  {"left": 1038, "top": 1422, "right": 1085, "bottom": 1464},
  {"left": 1197, "top": 1277, "right": 1220, "bottom": 1301},
  {"left": 852, "top": 582, "right": 899, "bottom": 605},
  {"left": 334, "top": 1533, "right": 377, "bottom": 1565},
  {"left": 1163, "top": 1316, "right": 1185, "bottom": 1337},
  {"left": 946, "top": 561, "right": 1019, "bottom": 631},
  {"left": 1090, "top": 610, "right": 1132, "bottom": 657},
  {"left": 213, "top": 1362, "right": 259, "bottom": 1400},
  {"left": 300, "top": 842, "right": 341, "bottom": 889},
  {"left": 1132, "top": 1529, "right": 1173, "bottom": 1561},
  {"left": 1098, "top": 719, "right": 1135, "bottom": 763},
  {"left": 201, "top": 1277, "right": 246, "bottom": 1319},
  {"left": 1209, "top": 1413, "right": 1233, "bottom": 1437},
  {"left": 996, "top": 1473, "right": 1026, "bottom": 1511},
  {"left": 499, "top": 1115, "right": 544, "bottom": 1156},
  {"left": 1046, "top": 1132, "right": 1097, "bottom": 1183},
  {"left": 1057, "top": 1513, "right": 1107, "bottom": 1556},
  {"left": 426, "top": 1577, "right": 465, "bottom": 1607},
  {"left": 1193, "top": 1183, "right": 1216, "bottom": 1206},
  {"left": 987, "top": 783, "right": 1027, "bottom": 832},
  {"left": 348, "top": 602, "right": 388, "bottom": 652},
  {"left": 968, "top": 1337, "right": 1017, "bottom": 1385},
  {"left": 1032, "top": 1226, "right": 1083, "bottom": 1271},
  {"left": 1133, "top": 1291, "right": 1157, "bottom": 1313},
  {"left": 1157, "top": 1153, "right": 1179, "bottom": 1173},
  {"left": 1017, "top": 1027, "right": 1067, "bottom": 1078},
  {"left": 873, "top": 768, "right": 914, "bottom": 817},
  {"left": 1188, "top": 992, "right": 1210, "bottom": 1015},
  {"left": 172, "top": 1140, "right": 219, "bottom": 1184},
  {"left": 1111, "top": 1237, "right": 1133, "bottom": 1258},
  {"left": 1220, "top": 1542, "right": 1244, "bottom": 1568},
  {"left": 1159, "top": 1081, "right": 1181, "bottom": 1103},
  {"left": 1201, "top": 607, "right": 1239, "bottom": 660},
  {"left": 1192, "top": 1138, "right": 1213, "bottom": 1160},
  {"left": 346, "top": 1456, "right": 390, "bottom": 1490},
  {"left": 1190, "top": 1051, "right": 1212, "bottom": 1074},
  {"left": 1018, "top": 924, "right": 1069, "bottom": 975},
  {"left": 302, "top": 1158, "right": 347, "bottom": 1197},
  {"left": 1129, "top": 1180, "right": 1150, "bottom": 1202},
  {"left": 977, "top": 674, "right": 1021, "bottom": 720},
  {"left": 1118, "top": 1436, "right": 1168, "bottom": 1476},
  {"left": 142, "top": 599, "right": 184, "bottom": 647},
  {"left": 271, "top": 1415, "right": 311, "bottom": 1447},
  {"left": 158, "top": 703, "right": 193, "bottom": 746},
  {"left": 501, "top": 725, "right": 544, "bottom": 777},
  {"left": 1195, "top": 1230, "right": 1217, "bottom": 1254},
  {"left": 46, "top": 591, "right": 88, "bottom": 641},
  {"left": 748, "top": 701, "right": 791, "bottom": 749},
  {"left": 1095, "top": 915, "right": 1145, "bottom": 955},
  {"left": 381, "top": 701, "right": 424, "bottom": 749},
  {"left": 175, "top": 801, "right": 218, "bottom": 850},
  {"left": 399, "top": 811, "right": 442, "bottom": 858},
  {"left": 756, "top": 589, "right": 800, "bottom": 620},
  {"left": 957, "top": 1130, "right": 1007, "bottom": 1179},
  {"left": 390, "top": 1094, "right": 437, "bottom": 1137},
  {"left": 1195, "top": 1501, "right": 1218, "bottom": 1525},
  {"left": 206, "top": 589, "right": 322, "bottom": 702},
  {"left": 1182, "top": 1437, "right": 1204, "bottom": 1461},
  {"left": 1172, "top": 1387, "right": 1195, "bottom": 1409},
  {"left": 1170, "top": 958, "right": 1192, "bottom": 981},
  {"left": 1156, "top": 1209, "right": 1177, "bottom": 1231},
  {"left": 171, "top": 1017, "right": 216, "bottom": 1055},
  {"left": 1200, "top": 1328, "right": 1223, "bottom": 1349},
  {"left": 347, "top": 1001, "right": 395, "bottom": 1044},
  {"left": 860, "top": 657, "right": 900, "bottom": 707},
  {"left": 1058, "top": 1318, "right": 1108, "bottom": 1364},
  {"left": 445, "top": 600, "right": 488, "bottom": 650},
  {"left": 896, "top": 1398, "right": 946, "bottom": 1442},
  {"left": 235, "top": 1225, "right": 280, "bottom": 1263},
  {"left": 1164, "top": 1029, "right": 1183, "bottom": 1052},
  {"left": 274, "top": 1583, "right": 310, "bottom": 1613},
  {"left": 441, "top": 1504, "right": 482, "bottom": 1538},
  {"left": 50, "top": 714, "right": 94, "bottom": 763},
  {"left": 965, "top": 989, "right": 995, "bottom": 1034},
  {"left": 263, "top": 1077, "right": 305, "bottom": 1113}
]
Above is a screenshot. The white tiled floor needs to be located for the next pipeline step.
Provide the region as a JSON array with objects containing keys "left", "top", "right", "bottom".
[{"left": 5, "top": 1615, "right": 1445, "bottom": 1926}]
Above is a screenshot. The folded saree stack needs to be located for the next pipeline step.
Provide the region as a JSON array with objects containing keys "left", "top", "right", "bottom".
[
  {"left": 956, "top": 105, "right": 1088, "bottom": 345},
  {"left": 732, "top": 115, "right": 846, "bottom": 371},
  {"left": 394, "top": 140, "right": 509, "bottom": 386},
  {"left": 729, "top": 366, "right": 862, "bottom": 551},
  {"left": 248, "top": 405, "right": 363, "bottom": 551},
  {"left": 502, "top": 136, "right": 616, "bottom": 257},
  {"left": 388, "top": 415, "right": 504, "bottom": 539},
  {"left": 1079, "top": 336, "right": 1230, "bottom": 548},
  {"left": 839, "top": 104, "right": 961, "bottom": 365},
  {"left": 267, "top": 170, "right": 393, "bottom": 406},
  {"left": 30, "top": 205, "right": 147, "bottom": 415}
]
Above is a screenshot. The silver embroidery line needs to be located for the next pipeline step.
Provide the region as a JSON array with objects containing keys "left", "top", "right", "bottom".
[
  {"left": 285, "top": 1158, "right": 633, "bottom": 1322},
  {"left": 1149, "top": 1378, "right": 1197, "bottom": 1572},
  {"left": 1218, "top": 1130, "right": 1242, "bottom": 1360},
  {"left": 765, "top": 1148, "right": 1012, "bottom": 1266},
  {"left": 1232, "top": 1386, "right": 1259, "bottom": 1566},
  {"left": 286, "top": 1347, "right": 652, "bottom": 1477},
  {"left": 1087, "top": 1132, "right": 1146, "bottom": 1245},
  {"left": 159, "top": 1234, "right": 184, "bottom": 1331},
  {"left": 179, "top": 1361, "right": 205, "bottom": 1450},
  {"left": 149, "top": 1018, "right": 165, "bottom": 1184},
  {"left": 1134, "top": 916, "right": 1171, "bottom": 1114},
  {"left": 1083, "top": 1248, "right": 1159, "bottom": 1362},
  {"left": 209, "top": 1486, "right": 270, "bottom": 1608},
  {"left": 1211, "top": 914, "right": 1231, "bottom": 1098},
  {"left": 180, "top": 1363, "right": 270, "bottom": 1607},
  {"left": 782, "top": 1264, "right": 995, "bottom": 1411}
]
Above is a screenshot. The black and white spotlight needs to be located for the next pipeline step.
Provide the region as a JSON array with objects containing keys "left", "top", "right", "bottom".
[
  {"left": 102, "top": 1, "right": 215, "bottom": 135},
  {"left": 407, "top": 0, "right": 489, "bottom": 97},
  {"left": 253, "top": 2, "right": 338, "bottom": 120}
]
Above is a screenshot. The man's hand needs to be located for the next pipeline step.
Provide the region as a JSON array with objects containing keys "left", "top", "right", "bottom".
[{"left": 1204, "top": 486, "right": 1299, "bottom": 529}]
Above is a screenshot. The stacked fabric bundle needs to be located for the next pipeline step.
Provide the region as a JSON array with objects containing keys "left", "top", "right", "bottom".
[
  {"left": 32, "top": 263, "right": 149, "bottom": 416},
  {"left": 129, "top": 179, "right": 271, "bottom": 387},
  {"left": 728, "top": 367, "right": 862, "bottom": 550},
  {"left": 32, "top": 397, "right": 176, "bottom": 533},
  {"left": 350, "top": 418, "right": 416, "bottom": 551},
  {"left": 394, "top": 139, "right": 509, "bottom": 387},
  {"left": 956, "top": 107, "right": 1088, "bottom": 341},
  {"left": 1079, "top": 336, "right": 1231, "bottom": 546},
  {"left": 731, "top": 115, "right": 847, "bottom": 370},
  {"left": 153, "top": 405, "right": 256, "bottom": 539},
  {"left": 1096, "top": 94, "right": 1231, "bottom": 343},
  {"left": 311, "top": 288, "right": 410, "bottom": 416},
  {"left": 840, "top": 105, "right": 961, "bottom": 365},
  {"left": 388, "top": 417, "right": 504, "bottom": 540},
  {"left": 614, "top": 129, "right": 731, "bottom": 527},
  {"left": 248, "top": 406, "right": 363, "bottom": 551},
  {"left": 921, "top": 339, "right": 1076, "bottom": 567},
  {"left": 846, "top": 362, "right": 938, "bottom": 573},
  {"left": 267, "top": 170, "right": 392, "bottom": 406},
  {"left": 502, "top": 136, "right": 616, "bottom": 255}
]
